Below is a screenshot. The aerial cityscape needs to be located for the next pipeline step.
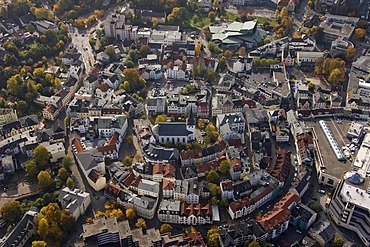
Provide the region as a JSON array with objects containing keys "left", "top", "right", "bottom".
[{"left": 0, "top": 0, "right": 369, "bottom": 246}]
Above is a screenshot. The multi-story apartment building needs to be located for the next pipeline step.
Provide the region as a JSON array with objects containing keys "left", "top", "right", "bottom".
[{"left": 328, "top": 180, "right": 370, "bottom": 246}]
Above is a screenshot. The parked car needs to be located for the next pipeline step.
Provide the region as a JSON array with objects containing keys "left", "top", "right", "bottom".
[{"left": 319, "top": 189, "right": 325, "bottom": 194}]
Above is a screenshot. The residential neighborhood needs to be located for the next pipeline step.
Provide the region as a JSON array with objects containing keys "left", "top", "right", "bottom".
[{"left": 0, "top": 0, "right": 369, "bottom": 246}]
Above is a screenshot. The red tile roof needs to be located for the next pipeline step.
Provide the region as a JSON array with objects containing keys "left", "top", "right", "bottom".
[
  {"left": 72, "top": 138, "right": 85, "bottom": 153},
  {"left": 88, "top": 169, "right": 103, "bottom": 182}
]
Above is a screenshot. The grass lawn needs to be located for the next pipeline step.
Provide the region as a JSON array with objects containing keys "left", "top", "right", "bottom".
[
  {"left": 223, "top": 11, "right": 238, "bottom": 21},
  {"left": 252, "top": 16, "right": 277, "bottom": 26},
  {"left": 190, "top": 14, "right": 211, "bottom": 28}
]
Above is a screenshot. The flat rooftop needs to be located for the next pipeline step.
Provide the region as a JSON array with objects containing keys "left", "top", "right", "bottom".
[
  {"left": 353, "top": 133, "right": 370, "bottom": 175},
  {"left": 307, "top": 120, "right": 352, "bottom": 179},
  {"left": 341, "top": 182, "right": 370, "bottom": 209}
]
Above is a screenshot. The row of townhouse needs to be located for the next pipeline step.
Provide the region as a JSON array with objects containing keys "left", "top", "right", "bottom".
[
  {"left": 132, "top": 162, "right": 175, "bottom": 182},
  {"left": 158, "top": 200, "right": 215, "bottom": 225},
  {"left": 146, "top": 89, "right": 210, "bottom": 117},
  {"left": 219, "top": 192, "right": 307, "bottom": 246},
  {"left": 180, "top": 140, "right": 227, "bottom": 166},
  {"left": 227, "top": 170, "right": 282, "bottom": 220}
]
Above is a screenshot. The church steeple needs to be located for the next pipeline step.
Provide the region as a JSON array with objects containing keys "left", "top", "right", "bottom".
[{"left": 186, "top": 107, "right": 195, "bottom": 127}]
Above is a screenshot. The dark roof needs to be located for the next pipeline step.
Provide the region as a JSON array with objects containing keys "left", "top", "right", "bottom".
[
  {"left": 158, "top": 122, "right": 191, "bottom": 136},
  {"left": 19, "top": 13, "right": 35, "bottom": 25},
  {"left": 0, "top": 208, "right": 38, "bottom": 247},
  {"left": 19, "top": 115, "right": 38, "bottom": 127}
]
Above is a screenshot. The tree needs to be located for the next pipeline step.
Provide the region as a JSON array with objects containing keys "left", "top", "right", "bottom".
[
  {"left": 58, "top": 167, "right": 69, "bottom": 183},
  {"left": 207, "top": 42, "right": 220, "bottom": 55},
  {"left": 333, "top": 237, "right": 345, "bottom": 247},
  {"left": 25, "top": 159, "right": 40, "bottom": 178},
  {"left": 208, "top": 11, "right": 216, "bottom": 22},
  {"left": 218, "top": 56, "right": 227, "bottom": 71},
  {"left": 249, "top": 241, "right": 260, "bottom": 247},
  {"left": 264, "top": 38, "right": 271, "bottom": 44},
  {"left": 207, "top": 227, "right": 220, "bottom": 247},
  {"left": 7, "top": 74, "right": 24, "bottom": 96},
  {"left": 104, "top": 45, "right": 116, "bottom": 60},
  {"left": 280, "top": 7, "right": 288, "bottom": 17},
  {"left": 219, "top": 160, "right": 231, "bottom": 174},
  {"left": 32, "top": 241, "right": 48, "bottom": 247},
  {"left": 0, "top": 201, "right": 21, "bottom": 223},
  {"left": 195, "top": 44, "right": 202, "bottom": 56},
  {"left": 126, "top": 208, "right": 136, "bottom": 219},
  {"left": 328, "top": 68, "right": 345, "bottom": 84},
  {"left": 205, "top": 70, "right": 217, "bottom": 83},
  {"left": 238, "top": 46, "right": 247, "bottom": 56},
  {"left": 209, "top": 183, "right": 221, "bottom": 197},
  {"left": 353, "top": 28, "right": 366, "bottom": 40},
  {"left": 66, "top": 177, "right": 74, "bottom": 189},
  {"left": 206, "top": 169, "right": 219, "bottom": 183},
  {"left": 122, "top": 80, "right": 131, "bottom": 91},
  {"left": 307, "top": 82, "right": 315, "bottom": 91},
  {"left": 198, "top": 118, "right": 206, "bottom": 129},
  {"left": 37, "top": 218, "right": 49, "bottom": 241},
  {"left": 224, "top": 50, "right": 233, "bottom": 59},
  {"left": 308, "top": 201, "right": 323, "bottom": 213},
  {"left": 155, "top": 114, "right": 167, "bottom": 124},
  {"left": 38, "top": 171, "right": 52, "bottom": 190},
  {"left": 139, "top": 45, "right": 151, "bottom": 57},
  {"left": 160, "top": 223, "right": 172, "bottom": 233},
  {"left": 33, "top": 145, "right": 50, "bottom": 168},
  {"left": 135, "top": 218, "right": 147, "bottom": 229},
  {"left": 123, "top": 155, "right": 133, "bottom": 167},
  {"left": 37, "top": 203, "right": 75, "bottom": 243},
  {"left": 346, "top": 46, "right": 356, "bottom": 60},
  {"left": 62, "top": 156, "right": 73, "bottom": 171}
]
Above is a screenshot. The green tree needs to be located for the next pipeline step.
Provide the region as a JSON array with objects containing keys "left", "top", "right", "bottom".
[
  {"left": 209, "top": 183, "right": 221, "bottom": 197},
  {"left": 25, "top": 159, "right": 40, "bottom": 178},
  {"left": 37, "top": 218, "right": 49, "bottom": 241},
  {"left": 38, "top": 171, "right": 52, "bottom": 190},
  {"left": 224, "top": 50, "right": 233, "bottom": 59},
  {"left": 32, "top": 240, "right": 48, "bottom": 247},
  {"left": 135, "top": 218, "right": 147, "bottom": 229},
  {"left": 122, "top": 81, "right": 131, "bottom": 92},
  {"left": 249, "top": 241, "right": 260, "bottom": 247},
  {"left": 333, "top": 237, "right": 345, "bottom": 247},
  {"left": 58, "top": 167, "right": 69, "bottom": 183},
  {"left": 7, "top": 74, "right": 24, "bottom": 96},
  {"left": 219, "top": 56, "right": 227, "bottom": 71},
  {"left": 219, "top": 160, "right": 231, "bottom": 174},
  {"left": 0, "top": 201, "right": 21, "bottom": 223},
  {"left": 66, "top": 177, "right": 74, "bottom": 190},
  {"left": 33, "top": 145, "right": 51, "bottom": 168},
  {"left": 197, "top": 118, "right": 206, "bottom": 129},
  {"left": 62, "top": 156, "right": 73, "bottom": 171},
  {"left": 308, "top": 201, "right": 323, "bottom": 213},
  {"left": 155, "top": 114, "right": 167, "bottom": 124},
  {"left": 207, "top": 42, "right": 220, "bottom": 55},
  {"left": 205, "top": 70, "right": 216, "bottom": 83},
  {"left": 328, "top": 68, "right": 345, "bottom": 84},
  {"left": 206, "top": 169, "right": 219, "bottom": 183},
  {"left": 104, "top": 45, "right": 116, "bottom": 60},
  {"left": 264, "top": 37, "right": 271, "bottom": 44},
  {"left": 160, "top": 223, "right": 172, "bottom": 233}
]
